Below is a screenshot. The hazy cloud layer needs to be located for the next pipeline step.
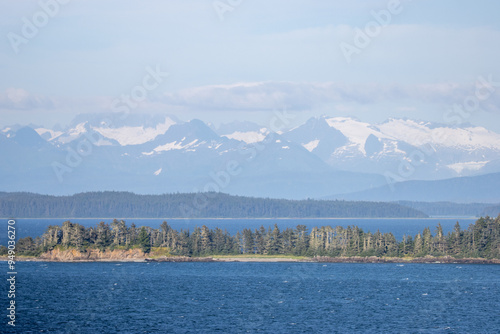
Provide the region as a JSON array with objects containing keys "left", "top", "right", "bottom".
[
  {"left": 1, "top": 1, "right": 499, "bottom": 129},
  {"left": 0, "top": 88, "right": 54, "bottom": 110},
  {"left": 158, "top": 81, "right": 500, "bottom": 113}
]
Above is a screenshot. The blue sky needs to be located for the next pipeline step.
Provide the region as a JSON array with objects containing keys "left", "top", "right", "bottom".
[{"left": 1, "top": 0, "right": 500, "bottom": 130}]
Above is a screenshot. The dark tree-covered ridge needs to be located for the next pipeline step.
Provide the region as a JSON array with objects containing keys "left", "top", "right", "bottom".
[
  {"left": 0, "top": 191, "right": 428, "bottom": 218},
  {"left": 5, "top": 216, "right": 499, "bottom": 259}
]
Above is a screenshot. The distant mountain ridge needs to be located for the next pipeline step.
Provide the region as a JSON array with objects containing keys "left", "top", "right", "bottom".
[
  {"left": 1, "top": 113, "right": 500, "bottom": 200},
  {"left": 337, "top": 173, "right": 500, "bottom": 203},
  {"left": 395, "top": 201, "right": 499, "bottom": 217}
]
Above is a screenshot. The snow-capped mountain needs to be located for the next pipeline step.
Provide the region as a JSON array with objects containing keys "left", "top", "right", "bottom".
[
  {"left": 216, "top": 121, "right": 270, "bottom": 144},
  {"left": 1, "top": 113, "right": 500, "bottom": 200},
  {"left": 93, "top": 116, "right": 176, "bottom": 146},
  {"left": 283, "top": 116, "right": 500, "bottom": 180},
  {"left": 282, "top": 117, "right": 348, "bottom": 162},
  {"left": 35, "top": 113, "right": 178, "bottom": 146}
]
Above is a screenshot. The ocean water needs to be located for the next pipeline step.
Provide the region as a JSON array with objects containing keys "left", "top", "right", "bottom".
[
  {"left": 2, "top": 262, "right": 499, "bottom": 333},
  {"left": 0, "top": 217, "right": 478, "bottom": 245}
]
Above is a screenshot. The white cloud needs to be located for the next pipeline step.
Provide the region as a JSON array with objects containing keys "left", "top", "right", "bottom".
[
  {"left": 158, "top": 80, "right": 500, "bottom": 113},
  {"left": 0, "top": 88, "right": 54, "bottom": 110}
]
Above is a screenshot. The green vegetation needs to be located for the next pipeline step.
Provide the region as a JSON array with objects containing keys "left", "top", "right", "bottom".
[
  {"left": 2, "top": 216, "right": 499, "bottom": 259},
  {"left": 0, "top": 191, "right": 428, "bottom": 218},
  {"left": 138, "top": 227, "right": 151, "bottom": 254}
]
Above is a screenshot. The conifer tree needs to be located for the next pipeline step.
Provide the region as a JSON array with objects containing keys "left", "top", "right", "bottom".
[{"left": 138, "top": 227, "right": 151, "bottom": 254}]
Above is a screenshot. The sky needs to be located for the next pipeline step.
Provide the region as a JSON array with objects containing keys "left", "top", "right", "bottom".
[{"left": 1, "top": 0, "right": 500, "bottom": 131}]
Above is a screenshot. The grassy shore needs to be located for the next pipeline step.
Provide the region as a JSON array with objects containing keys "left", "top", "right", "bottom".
[{"left": 211, "top": 254, "right": 310, "bottom": 262}]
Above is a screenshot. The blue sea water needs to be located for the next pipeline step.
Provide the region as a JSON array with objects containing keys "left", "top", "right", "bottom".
[
  {"left": 1, "top": 261, "right": 499, "bottom": 333},
  {"left": 0, "top": 217, "right": 478, "bottom": 246}
]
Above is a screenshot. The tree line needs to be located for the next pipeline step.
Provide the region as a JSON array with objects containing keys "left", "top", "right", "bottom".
[
  {"left": 2, "top": 216, "right": 499, "bottom": 259},
  {"left": 0, "top": 191, "right": 428, "bottom": 218}
]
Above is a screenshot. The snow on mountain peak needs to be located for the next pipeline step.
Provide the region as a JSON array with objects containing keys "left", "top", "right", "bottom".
[
  {"left": 142, "top": 139, "right": 202, "bottom": 156},
  {"left": 54, "top": 122, "right": 89, "bottom": 144},
  {"left": 71, "top": 122, "right": 88, "bottom": 135},
  {"left": 303, "top": 139, "right": 320, "bottom": 152},
  {"left": 379, "top": 119, "right": 500, "bottom": 150},
  {"left": 35, "top": 128, "right": 63, "bottom": 141},
  {"left": 222, "top": 128, "right": 269, "bottom": 144},
  {"left": 94, "top": 117, "right": 176, "bottom": 146},
  {"left": 325, "top": 117, "right": 391, "bottom": 155},
  {"left": 447, "top": 161, "right": 489, "bottom": 174},
  {"left": 154, "top": 141, "right": 185, "bottom": 152}
]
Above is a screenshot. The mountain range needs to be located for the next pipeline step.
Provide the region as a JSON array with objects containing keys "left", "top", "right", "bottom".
[{"left": 1, "top": 113, "right": 500, "bottom": 202}]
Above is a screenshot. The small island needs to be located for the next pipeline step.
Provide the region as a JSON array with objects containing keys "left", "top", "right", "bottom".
[{"left": 2, "top": 216, "right": 500, "bottom": 264}]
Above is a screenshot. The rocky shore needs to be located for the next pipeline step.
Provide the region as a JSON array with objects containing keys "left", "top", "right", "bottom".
[
  {"left": 2, "top": 250, "right": 499, "bottom": 264},
  {"left": 5, "top": 248, "right": 147, "bottom": 262}
]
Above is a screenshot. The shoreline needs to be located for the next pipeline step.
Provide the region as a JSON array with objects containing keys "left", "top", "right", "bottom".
[
  {"left": 3, "top": 255, "right": 499, "bottom": 264},
  {"left": 2, "top": 217, "right": 477, "bottom": 220}
]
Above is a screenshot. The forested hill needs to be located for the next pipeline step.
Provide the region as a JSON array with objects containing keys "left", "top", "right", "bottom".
[
  {"left": 0, "top": 191, "right": 428, "bottom": 218},
  {"left": 396, "top": 201, "right": 500, "bottom": 217}
]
